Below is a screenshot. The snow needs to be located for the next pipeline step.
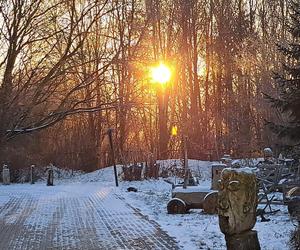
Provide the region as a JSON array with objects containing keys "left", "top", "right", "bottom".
[
  {"left": 119, "top": 178, "right": 294, "bottom": 250},
  {"left": 1, "top": 160, "right": 296, "bottom": 249},
  {"left": 173, "top": 186, "right": 211, "bottom": 193},
  {"left": 119, "top": 180, "right": 224, "bottom": 249},
  {"left": 158, "top": 159, "right": 214, "bottom": 181},
  {"left": 0, "top": 196, "right": 10, "bottom": 205},
  {"left": 222, "top": 167, "right": 258, "bottom": 174},
  {"left": 212, "top": 163, "right": 227, "bottom": 167}
]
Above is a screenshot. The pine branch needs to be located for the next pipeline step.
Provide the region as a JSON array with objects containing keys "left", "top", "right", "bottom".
[{"left": 265, "top": 120, "right": 300, "bottom": 142}]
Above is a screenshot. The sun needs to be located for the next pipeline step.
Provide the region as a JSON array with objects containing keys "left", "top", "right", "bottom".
[{"left": 150, "top": 63, "right": 171, "bottom": 84}]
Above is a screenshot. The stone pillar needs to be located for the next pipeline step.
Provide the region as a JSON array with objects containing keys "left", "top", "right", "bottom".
[
  {"left": 218, "top": 167, "right": 260, "bottom": 250},
  {"left": 47, "top": 168, "right": 54, "bottom": 186},
  {"left": 2, "top": 164, "right": 10, "bottom": 185},
  {"left": 30, "top": 165, "right": 35, "bottom": 184}
]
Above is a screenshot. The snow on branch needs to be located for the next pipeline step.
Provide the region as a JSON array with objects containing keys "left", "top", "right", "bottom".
[{"left": 5, "top": 103, "right": 118, "bottom": 140}]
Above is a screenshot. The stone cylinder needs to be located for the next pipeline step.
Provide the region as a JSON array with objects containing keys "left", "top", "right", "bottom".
[{"left": 2, "top": 166, "right": 10, "bottom": 185}]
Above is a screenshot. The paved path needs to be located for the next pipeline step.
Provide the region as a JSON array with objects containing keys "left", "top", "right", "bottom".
[{"left": 0, "top": 183, "right": 178, "bottom": 250}]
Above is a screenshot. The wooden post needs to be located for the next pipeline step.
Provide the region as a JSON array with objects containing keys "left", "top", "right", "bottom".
[
  {"left": 225, "top": 231, "right": 260, "bottom": 250},
  {"left": 183, "top": 136, "right": 188, "bottom": 189},
  {"left": 30, "top": 165, "right": 35, "bottom": 184},
  {"left": 108, "top": 128, "right": 119, "bottom": 187},
  {"left": 47, "top": 168, "right": 53, "bottom": 186}
]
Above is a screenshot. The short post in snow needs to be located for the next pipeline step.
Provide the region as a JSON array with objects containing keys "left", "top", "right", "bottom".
[
  {"left": 108, "top": 128, "right": 119, "bottom": 187},
  {"left": 30, "top": 164, "right": 35, "bottom": 184},
  {"left": 2, "top": 164, "right": 10, "bottom": 185},
  {"left": 183, "top": 136, "right": 188, "bottom": 189},
  {"left": 47, "top": 167, "right": 54, "bottom": 186}
]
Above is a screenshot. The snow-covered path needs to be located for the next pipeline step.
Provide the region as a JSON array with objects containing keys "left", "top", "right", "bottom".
[{"left": 0, "top": 183, "right": 178, "bottom": 250}]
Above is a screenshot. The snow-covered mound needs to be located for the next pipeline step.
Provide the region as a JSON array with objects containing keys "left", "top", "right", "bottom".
[
  {"left": 50, "top": 165, "right": 83, "bottom": 179},
  {"left": 158, "top": 159, "right": 213, "bottom": 181},
  {"left": 60, "top": 160, "right": 214, "bottom": 184},
  {"left": 73, "top": 165, "right": 123, "bottom": 183}
]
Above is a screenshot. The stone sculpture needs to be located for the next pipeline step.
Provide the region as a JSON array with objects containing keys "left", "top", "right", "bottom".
[
  {"left": 2, "top": 164, "right": 10, "bottom": 185},
  {"left": 218, "top": 167, "right": 260, "bottom": 250}
]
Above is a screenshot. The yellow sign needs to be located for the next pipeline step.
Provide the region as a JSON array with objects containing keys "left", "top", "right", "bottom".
[{"left": 171, "top": 125, "right": 178, "bottom": 136}]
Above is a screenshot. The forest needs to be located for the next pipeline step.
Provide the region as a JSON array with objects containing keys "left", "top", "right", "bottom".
[{"left": 0, "top": 0, "right": 299, "bottom": 171}]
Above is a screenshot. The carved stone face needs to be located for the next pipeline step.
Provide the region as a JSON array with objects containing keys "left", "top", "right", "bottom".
[{"left": 218, "top": 168, "right": 258, "bottom": 235}]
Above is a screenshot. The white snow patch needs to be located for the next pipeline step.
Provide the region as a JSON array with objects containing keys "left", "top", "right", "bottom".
[
  {"left": 173, "top": 186, "right": 211, "bottom": 193},
  {"left": 223, "top": 167, "right": 258, "bottom": 174}
]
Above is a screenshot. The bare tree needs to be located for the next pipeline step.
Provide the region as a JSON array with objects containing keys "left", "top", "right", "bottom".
[{"left": 0, "top": 0, "right": 119, "bottom": 146}]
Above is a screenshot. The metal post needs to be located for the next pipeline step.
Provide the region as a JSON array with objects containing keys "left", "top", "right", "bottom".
[
  {"left": 183, "top": 136, "right": 188, "bottom": 189},
  {"left": 108, "top": 128, "right": 119, "bottom": 187}
]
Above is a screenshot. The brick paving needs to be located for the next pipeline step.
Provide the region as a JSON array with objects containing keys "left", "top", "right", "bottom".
[{"left": 0, "top": 184, "right": 179, "bottom": 250}]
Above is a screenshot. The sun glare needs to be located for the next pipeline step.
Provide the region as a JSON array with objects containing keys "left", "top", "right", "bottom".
[{"left": 150, "top": 63, "right": 171, "bottom": 84}]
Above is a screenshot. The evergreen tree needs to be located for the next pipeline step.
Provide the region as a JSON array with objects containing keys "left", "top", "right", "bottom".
[{"left": 266, "top": 0, "right": 300, "bottom": 144}]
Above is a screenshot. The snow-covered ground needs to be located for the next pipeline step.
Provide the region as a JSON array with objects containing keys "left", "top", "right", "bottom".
[
  {"left": 69, "top": 160, "right": 297, "bottom": 249},
  {"left": 2, "top": 160, "right": 297, "bottom": 249},
  {"left": 118, "top": 179, "right": 295, "bottom": 250}
]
